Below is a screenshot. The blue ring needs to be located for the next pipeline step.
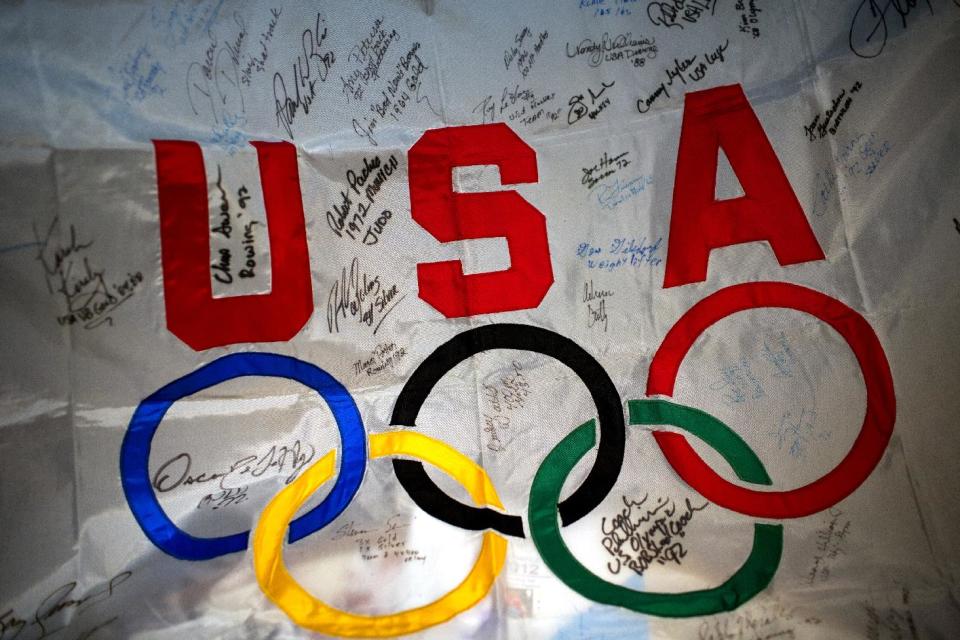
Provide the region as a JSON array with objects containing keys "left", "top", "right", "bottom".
[{"left": 120, "top": 352, "right": 366, "bottom": 561}]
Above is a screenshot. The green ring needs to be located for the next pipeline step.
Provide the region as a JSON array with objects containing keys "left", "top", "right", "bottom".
[{"left": 528, "top": 399, "right": 783, "bottom": 617}]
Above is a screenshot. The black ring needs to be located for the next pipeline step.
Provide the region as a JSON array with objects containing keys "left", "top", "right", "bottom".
[{"left": 391, "top": 324, "right": 625, "bottom": 538}]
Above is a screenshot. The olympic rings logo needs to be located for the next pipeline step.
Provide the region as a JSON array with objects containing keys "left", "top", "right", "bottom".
[{"left": 119, "top": 281, "right": 895, "bottom": 636}]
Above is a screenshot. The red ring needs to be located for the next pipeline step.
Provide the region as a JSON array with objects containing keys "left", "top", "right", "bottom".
[{"left": 648, "top": 282, "right": 895, "bottom": 519}]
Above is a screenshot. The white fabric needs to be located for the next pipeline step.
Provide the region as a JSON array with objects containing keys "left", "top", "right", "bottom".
[{"left": 1, "top": 1, "right": 959, "bottom": 638}]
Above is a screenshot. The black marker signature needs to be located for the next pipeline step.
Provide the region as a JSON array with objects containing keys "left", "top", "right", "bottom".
[
  {"left": 240, "top": 8, "right": 282, "bottom": 86},
  {"left": 848, "top": 0, "right": 937, "bottom": 59},
  {"left": 32, "top": 216, "right": 142, "bottom": 329},
  {"left": 274, "top": 13, "right": 335, "bottom": 138},
  {"left": 153, "top": 439, "right": 316, "bottom": 494},
  {"left": 587, "top": 297, "right": 609, "bottom": 331},
  {"left": 600, "top": 494, "right": 708, "bottom": 575},
  {"left": 581, "top": 151, "right": 630, "bottom": 191},
  {"left": 647, "top": 0, "right": 717, "bottom": 29},
  {"left": 568, "top": 80, "right": 615, "bottom": 125},
  {"left": 636, "top": 40, "right": 727, "bottom": 114},
  {"left": 326, "top": 258, "right": 403, "bottom": 335},
  {"left": 699, "top": 601, "right": 809, "bottom": 640},
  {"left": 1, "top": 571, "right": 131, "bottom": 640},
  {"left": 186, "top": 33, "right": 245, "bottom": 127},
  {"left": 566, "top": 32, "right": 658, "bottom": 68}
]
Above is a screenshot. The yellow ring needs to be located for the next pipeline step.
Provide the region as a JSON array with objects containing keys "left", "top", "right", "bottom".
[{"left": 252, "top": 431, "right": 509, "bottom": 637}]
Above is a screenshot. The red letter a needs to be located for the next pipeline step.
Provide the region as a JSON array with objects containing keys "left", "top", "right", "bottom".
[{"left": 664, "top": 84, "right": 824, "bottom": 288}]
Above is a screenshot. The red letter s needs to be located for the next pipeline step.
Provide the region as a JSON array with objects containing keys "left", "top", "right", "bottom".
[{"left": 408, "top": 123, "right": 554, "bottom": 318}]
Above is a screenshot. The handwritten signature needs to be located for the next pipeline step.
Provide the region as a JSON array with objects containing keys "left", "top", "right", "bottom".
[
  {"left": 185, "top": 17, "right": 246, "bottom": 127},
  {"left": 504, "top": 26, "right": 549, "bottom": 77},
  {"left": 584, "top": 280, "right": 614, "bottom": 332},
  {"left": 601, "top": 494, "right": 708, "bottom": 575},
  {"left": 848, "top": 0, "right": 947, "bottom": 59},
  {"left": 326, "top": 258, "right": 404, "bottom": 335},
  {"left": 473, "top": 85, "right": 559, "bottom": 127},
  {"left": 647, "top": 0, "right": 717, "bottom": 29},
  {"left": 806, "top": 508, "right": 851, "bottom": 585},
  {"left": 330, "top": 514, "right": 425, "bottom": 563},
  {"left": 566, "top": 32, "right": 657, "bottom": 68},
  {"left": 804, "top": 81, "right": 862, "bottom": 141},
  {"left": 354, "top": 342, "right": 407, "bottom": 377},
  {"left": 568, "top": 80, "right": 615, "bottom": 125},
  {"left": 273, "top": 13, "right": 335, "bottom": 138},
  {"left": 0, "top": 571, "right": 131, "bottom": 640},
  {"left": 340, "top": 17, "right": 397, "bottom": 102},
  {"left": 636, "top": 39, "right": 728, "bottom": 113},
  {"left": 33, "top": 217, "right": 142, "bottom": 329},
  {"left": 326, "top": 154, "right": 399, "bottom": 244},
  {"left": 153, "top": 439, "right": 315, "bottom": 496},
  {"left": 595, "top": 174, "right": 653, "bottom": 209},
  {"left": 582, "top": 151, "right": 631, "bottom": 191},
  {"left": 351, "top": 41, "right": 437, "bottom": 147},
  {"left": 699, "top": 600, "right": 817, "bottom": 640}
]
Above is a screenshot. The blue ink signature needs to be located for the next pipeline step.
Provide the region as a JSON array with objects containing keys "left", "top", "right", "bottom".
[
  {"left": 769, "top": 408, "right": 829, "bottom": 459},
  {"left": 761, "top": 332, "right": 798, "bottom": 378},
  {"left": 710, "top": 358, "right": 765, "bottom": 405},
  {"left": 150, "top": 0, "right": 226, "bottom": 48},
  {"left": 811, "top": 132, "right": 891, "bottom": 217},
  {"left": 595, "top": 175, "right": 654, "bottom": 210},
  {"left": 575, "top": 237, "right": 663, "bottom": 271},
  {"left": 109, "top": 46, "right": 165, "bottom": 103},
  {"left": 209, "top": 113, "right": 249, "bottom": 155}
]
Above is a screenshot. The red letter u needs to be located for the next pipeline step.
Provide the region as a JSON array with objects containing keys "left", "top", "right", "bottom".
[{"left": 154, "top": 141, "right": 313, "bottom": 350}]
